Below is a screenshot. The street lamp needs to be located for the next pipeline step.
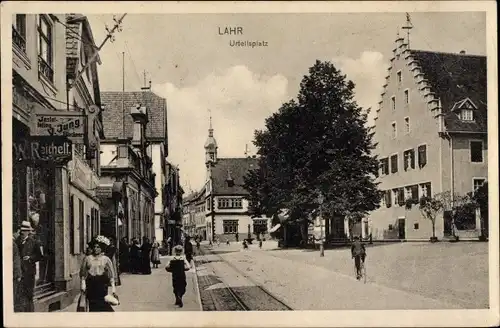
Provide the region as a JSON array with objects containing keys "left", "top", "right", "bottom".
[{"left": 318, "top": 192, "right": 325, "bottom": 257}]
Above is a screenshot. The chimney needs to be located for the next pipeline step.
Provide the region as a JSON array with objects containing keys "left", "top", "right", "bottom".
[
  {"left": 460, "top": 50, "right": 466, "bottom": 55},
  {"left": 130, "top": 104, "right": 148, "bottom": 147}
]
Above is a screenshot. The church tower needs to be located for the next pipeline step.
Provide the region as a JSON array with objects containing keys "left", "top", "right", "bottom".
[{"left": 204, "top": 114, "right": 218, "bottom": 170}]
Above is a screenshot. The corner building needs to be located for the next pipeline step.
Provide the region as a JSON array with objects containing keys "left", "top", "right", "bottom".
[{"left": 369, "top": 35, "right": 487, "bottom": 241}]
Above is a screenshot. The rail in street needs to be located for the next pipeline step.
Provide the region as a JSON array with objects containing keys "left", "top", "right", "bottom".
[{"left": 194, "top": 245, "right": 293, "bottom": 311}]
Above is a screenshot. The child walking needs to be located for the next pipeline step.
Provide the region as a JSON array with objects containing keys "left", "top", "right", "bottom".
[{"left": 165, "top": 245, "right": 191, "bottom": 307}]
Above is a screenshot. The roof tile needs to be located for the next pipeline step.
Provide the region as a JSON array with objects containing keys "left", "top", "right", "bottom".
[{"left": 211, "top": 157, "right": 259, "bottom": 195}]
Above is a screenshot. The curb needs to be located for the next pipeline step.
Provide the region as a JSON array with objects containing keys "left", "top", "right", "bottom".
[{"left": 191, "top": 257, "right": 204, "bottom": 311}]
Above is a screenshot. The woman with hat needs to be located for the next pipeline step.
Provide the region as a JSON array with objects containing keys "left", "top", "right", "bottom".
[
  {"left": 15, "top": 220, "right": 43, "bottom": 312},
  {"left": 165, "top": 245, "right": 191, "bottom": 307},
  {"left": 80, "top": 235, "right": 117, "bottom": 312}
]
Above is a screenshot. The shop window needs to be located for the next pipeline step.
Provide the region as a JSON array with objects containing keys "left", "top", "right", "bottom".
[{"left": 223, "top": 220, "right": 238, "bottom": 234}]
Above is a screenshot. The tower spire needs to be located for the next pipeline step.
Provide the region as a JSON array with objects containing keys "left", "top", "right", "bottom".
[
  {"left": 208, "top": 109, "right": 214, "bottom": 137},
  {"left": 402, "top": 12, "right": 413, "bottom": 48}
]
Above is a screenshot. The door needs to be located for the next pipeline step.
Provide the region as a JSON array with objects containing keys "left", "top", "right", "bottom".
[{"left": 398, "top": 218, "right": 406, "bottom": 239}]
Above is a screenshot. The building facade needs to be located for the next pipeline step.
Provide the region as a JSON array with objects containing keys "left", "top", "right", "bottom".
[
  {"left": 12, "top": 13, "right": 104, "bottom": 311},
  {"left": 99, "top": 97, "right": 158, "bottom": 245},
  {"left": 163, "top": 162, "right": 184, "bottom": 244},
  {"left": 369, "top": 34, "right": 487, "bottom": 241},
  {"left": 188, "top": 120, "right": 271, "bottom": 242},
  {"left": 99, "top": 90, "right": 168, "bottom": 243}
]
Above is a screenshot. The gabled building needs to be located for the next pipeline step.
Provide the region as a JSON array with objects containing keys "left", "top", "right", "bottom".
[
  {"left": 99, "top": 91, "right": 164, "bottom": 243},
  {"left": 163, "top": 161, "right": 184, "bottom": 244},
  {"left": 369, "top": 34, "right": 487, "bottom": 241},
  {"left": 195, "top": 119, "right": 270, "bottom": 242}
]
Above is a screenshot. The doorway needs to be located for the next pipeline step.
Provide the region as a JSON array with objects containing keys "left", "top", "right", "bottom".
[{"left": 398, "top": 218, "right": 406, "bottom": 239}]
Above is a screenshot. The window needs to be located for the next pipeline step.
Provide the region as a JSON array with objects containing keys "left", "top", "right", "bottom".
[
  {"left": 390, "top": 154, "right": 398, "bottom": 173},
  {"left": 397, "top": 188, "right": 405, "bottom": 206},
  {"left": 388, "top": 224, "right": 393, "bottom": 231},
  {"left": 38, "top": 15, "right": 54, "bottom": 82},
  {"left": 397, "top": 71, "right": 402, "bottom": 84},
  {"left": 404, "top": 117, "right": 410, "bottom": 134},
  {"left": 223, "top": 220, "right": 238, "bottom": 234},
  {"left": 473, "top": 179, "right": 486, "bottom": 192},
  {"left": 391, "top": 96, "right": 396, "bottom": 111},
  {"left": 79, "top": 199, "right": 85, "bottom": 253},
  {"left": 86, "top": 214, "right": 92, "bottom": 243},
  {"left": 70, "top": 195, "right": 75, "bottom": 254},
  {"left": 380, "top": 157, "right": 389, "bottom": 175},
  {"left": 12, "top": 14, "right": 27, "bottom": 52},
  {"left": 385, "top": 191, "right": 392, "bottom": 208},
  {"left": 206, "top": 198, "right": 211, "bottom": 211},
  {"left": 411, "top": 185, "right": 419, "bottom": 201},
  {"left": 420, "top": 182, "right": 432, "bottom": 198},
  {"left": 414, "top": 223, "right": 419, "bottom": 230},
  {"left": 118, "top": 145, "right": 128, "bottom": 158},
  {"left": 391, "top": 122, "right": 397, "bottom": 139},
  {"left": 460, "top": 109, "right": 473, "bottom": 121},
  {"left": 217, "top": 198, "right": 243, "bottom": 209},
  {"left": 470, "top": 141, "right": 483, "bottom": 163},
  {"left": 418, "top": 145, "right": 427, "bottom": 168},
  {"left": 403, "top": 149, "right": 415, "bottom": 171},
  {"left": 404, "top": 89, "right": 410, "bottom": 105},
  {"left": 404, "top": 186, "right": 412, "bottom": 200},
  {"left": 253, "top": 219, "right": 268, "bottom": 235}
]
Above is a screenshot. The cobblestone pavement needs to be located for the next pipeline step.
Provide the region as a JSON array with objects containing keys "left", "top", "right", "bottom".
[
  {"left": 263, "top": 242, "right": 489, "bottom": 309},
  {"left": 60, "top": 256, "right": 201, "bottom": 312},
  {"left": 214, "top": 242, "right": 488, "bottom": 310}
]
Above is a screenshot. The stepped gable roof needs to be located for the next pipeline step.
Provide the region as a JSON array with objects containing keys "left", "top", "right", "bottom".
[
  {"left": 409, "top": 50, "right": 487, "bottom": 133},
  {"left": 101, "top": 91, "right": 168, "bottom": 142},
  {"left": 211, "top": 157, "right": 259, "bottom": 195}
]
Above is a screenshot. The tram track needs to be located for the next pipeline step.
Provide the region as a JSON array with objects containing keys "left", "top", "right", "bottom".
[{"left": 195, "top": 245, "right": 293, "bottom": 311}]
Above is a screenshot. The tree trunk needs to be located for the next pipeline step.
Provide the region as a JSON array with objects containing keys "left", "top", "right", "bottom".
[{"left": 432, "top": 220, "right": 436, "bottom": 238}]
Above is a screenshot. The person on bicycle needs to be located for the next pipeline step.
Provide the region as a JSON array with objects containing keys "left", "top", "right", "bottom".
[{"left": 351, "top": 236, "right": 366, "bottom": 280}]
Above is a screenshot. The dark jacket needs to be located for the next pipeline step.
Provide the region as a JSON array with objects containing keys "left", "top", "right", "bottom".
[
  {"left": 13, "top": 238, "right": 22, "bottom": 281},
  {"left": 17, "top": 235, "right": 43, "bottom": 277},
  {"left": 351, "top": 240, "right": 366, "bottom": 257}
]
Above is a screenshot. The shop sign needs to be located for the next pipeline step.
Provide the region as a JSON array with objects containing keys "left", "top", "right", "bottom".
[
  {"left": 13, "top": 136, "right": 73, "bottom": 164},
  {"left": 34, "top": 111, "right": 85, "bottom": 139}
]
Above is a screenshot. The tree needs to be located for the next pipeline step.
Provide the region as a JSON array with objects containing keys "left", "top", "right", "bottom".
[
  {"left": 244, "top": 60, "right": 381, "bottom": 243},
  {"left": 419, "top": 195, "right": 445, "bottom": 241},
  {"left": 471, "top": 182, "right": 488, "bottom": 238}
]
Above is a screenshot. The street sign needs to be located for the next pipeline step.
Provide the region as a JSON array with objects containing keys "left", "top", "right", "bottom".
[{"left": 13, "top": 136, "right": 73, "bottom": 164}]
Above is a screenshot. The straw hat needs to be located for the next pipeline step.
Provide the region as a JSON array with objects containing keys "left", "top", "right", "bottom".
[
  {"left": 173, "top": 245, "right": 183, "bottom": 255},
  {"left": 20, "top": 221, "right": 33, "bottom": 231}
]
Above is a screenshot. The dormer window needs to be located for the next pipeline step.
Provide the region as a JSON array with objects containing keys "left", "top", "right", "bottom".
[
  {"left": 226, "top": 169, "right": 235, "bottom": 187},
  {"left": 460, "top": 109, "right": 473, "bottom": 121}
]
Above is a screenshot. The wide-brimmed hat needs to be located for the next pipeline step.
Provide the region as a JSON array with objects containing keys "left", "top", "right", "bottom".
[
  {"left": 20, "top": 221, "right": 33, "bottom": 231},
  {"left": 173, "top": 245, "right": 183, "bottom": 255}
]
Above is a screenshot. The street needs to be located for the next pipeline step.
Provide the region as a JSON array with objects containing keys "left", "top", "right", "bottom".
[{"left": 197, "top": 241, "right": 488, "bottom": 310}]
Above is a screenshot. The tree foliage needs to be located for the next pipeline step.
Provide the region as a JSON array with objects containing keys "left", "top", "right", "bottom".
[{"left": 244, "top": 60, "right": 381, "bottom": 225}]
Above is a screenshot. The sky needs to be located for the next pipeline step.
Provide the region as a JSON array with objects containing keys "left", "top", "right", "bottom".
[{"left": 85, "top": 12, "right": 486, "bottom": 193}]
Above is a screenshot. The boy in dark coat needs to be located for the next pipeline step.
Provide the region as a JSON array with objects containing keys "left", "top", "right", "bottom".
[{"left": 165, "top": 245, "right": 191, "bottom": 307}]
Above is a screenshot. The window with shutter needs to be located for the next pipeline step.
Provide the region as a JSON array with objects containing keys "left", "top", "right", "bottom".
[
  {"left": 390, "top": 154, "right": 398, "bottom": 173},
  {"left": 398, "top": 188, "right": 405, "bottom": 206},
  {"left": 410, "top": 150, "right": 415, "bottom": 169},
  {"left": 385, "top": 191, "right": 392, "bottom": 208},
  {"left": 411, "top": 185, "right": 419, "bottom": 201},
  {"left": 418, "top": 145, "right": 427, "bottom": 168},
  {"left": 404, "top": 151, "right": 409, "bottom": 171}
]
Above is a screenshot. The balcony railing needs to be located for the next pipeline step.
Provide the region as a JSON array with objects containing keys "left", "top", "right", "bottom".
[
  {"left": 38, "top": 56, "right": 54, "bottom": 83},
  {"left": 12, "top": 26, "right": 27, "bottom": 53}
]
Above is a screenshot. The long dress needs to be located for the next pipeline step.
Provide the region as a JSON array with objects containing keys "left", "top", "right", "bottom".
[
  {"left": 129, "top": 244, "right": 141, "bottom": 274},
  {"left": 119, "top": 241, "right": 130, "bottom": 273},
  {"left": 150, "top": 242, "right": 161, "bottom": 265},
  {"left": 80, "top": 254, "right": 115, "bottom": 312},
  {"left": 140, "top": 242, "right": 152, "bottom": 274},
  {"left": 184, "top": 241, "right": 193, "bottom": 263}
]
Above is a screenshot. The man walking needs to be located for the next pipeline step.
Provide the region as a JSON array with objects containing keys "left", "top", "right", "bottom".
[{"left": 16, "top": 221, "right": 43, "bottom": 312}]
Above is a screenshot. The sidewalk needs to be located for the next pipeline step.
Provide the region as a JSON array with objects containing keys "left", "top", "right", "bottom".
[{"left": 60, "top": 256, "right": 201, "bottom": 312}]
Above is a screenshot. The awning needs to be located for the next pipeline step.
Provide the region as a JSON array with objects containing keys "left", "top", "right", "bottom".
[{"left": 269, "top": 224, "right": 281, "bottom": 233}]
